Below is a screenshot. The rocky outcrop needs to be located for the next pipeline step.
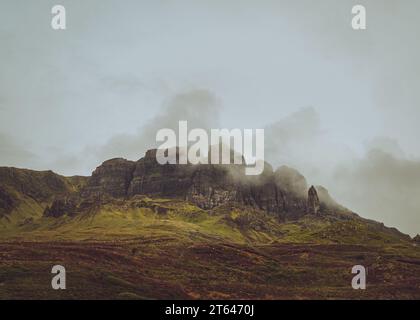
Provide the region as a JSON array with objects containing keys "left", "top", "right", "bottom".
[
  {"left": 307, "top": 185, "right": 320, "bottom": 215},
  {"left": 413, "top": 234, "right": 420, "bottom": 243},
  {"left": 82, "top": 158, "right": 136, "bottom": 198},
  {"left": 185, "top": 165, "right": 239, "bottom": 209},
  {"left": 128, "top": 149, "right": 196, "bottom": 197},
  {"left": 0, "top": 186, "right": 19, "bottom": 216},
  {"left": 44, "top": 149, "right": 343, "bottom": 220},
  {"left": 44, "top": 193, "right": 107, "bottom": 217},
  {"left": 44, "top": 196, "right": 79, "bottom": 218}
]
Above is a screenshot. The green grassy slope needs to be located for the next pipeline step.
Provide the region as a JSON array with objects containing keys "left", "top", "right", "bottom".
[
  {"left": 1, "top": 196, "right": 412, "bottom": 246},
  {"left": 1, "top": 196, "right": 419, "bottom": 299}
]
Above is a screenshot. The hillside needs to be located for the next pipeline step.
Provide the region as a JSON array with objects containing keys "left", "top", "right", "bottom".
[
  {"left": 0, "top": 149, "right": 419, "bottom": 299},
  {"left": 0, "top": 167, "right": 87, "bottom": 228}
]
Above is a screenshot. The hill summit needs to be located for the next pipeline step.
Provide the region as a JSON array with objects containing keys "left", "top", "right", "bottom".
[{"left": 42, "top": 148, "right": 346, "bottom": 221}]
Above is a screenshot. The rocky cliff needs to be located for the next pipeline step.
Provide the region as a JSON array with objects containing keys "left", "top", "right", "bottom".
[
  {"left": 307, "top": 186, "right": 320, "bottom": 215},
  {"left": 44, "top": 148, "right": 348, "bottom": 220}
]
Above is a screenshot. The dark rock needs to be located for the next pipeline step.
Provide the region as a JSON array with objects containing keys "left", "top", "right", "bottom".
[
  {"left": 307, "top": 185, "right": 320, "bottom": 215},
  {"left": 43, "top": 149, "right": 343, "bottom": 221},
  {"left": 82, "top": 158, "right": 136, "bottom": 198},
  {"left": 0, "top": 186, "right": 19, "bottom": 216},
  {"left": 128, "top": 149, "right": 195, "bottom": 197},
  {"left": 125, "top": 150, "right": 309, "bottom": 220},
  {"left": 186, "top": 166, "right": 237, "bottom": 209},
  {"left": 44, "top": 196, "right": 78, "bottom": 217}
]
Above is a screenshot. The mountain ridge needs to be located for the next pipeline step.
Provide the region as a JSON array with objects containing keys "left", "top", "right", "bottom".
[
  {"left": 0, "top": 148, "right": 415, "bottom": 243},
  {"left": 44, "top": 148, "right": 347, "bottom": 218}
]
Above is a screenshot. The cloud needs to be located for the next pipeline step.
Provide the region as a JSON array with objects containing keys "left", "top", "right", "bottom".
[
  {"left": 35, "top": 89, "right": 221, "bottom": 176},
  {"left": 94, "top": 89, "right": 221, "bottom": 161},
  {"left": 365, "top": 137, "right": 405, "bottom": 158},
  {"left": 4, "top": 89, "right": 222, "bottom": 177},
  {"left": 264, "top": 107, "right": 321, "bottom": 167},
  {"left": 264, "top": 107, "right": 355, "bottom": 182},
  {"left": 333, "top": 148, "right": 420, "bottom": 237}
]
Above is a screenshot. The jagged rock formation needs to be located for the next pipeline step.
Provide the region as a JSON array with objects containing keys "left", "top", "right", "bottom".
[
  {"left": 307, "top": 186, "right": 320, "bottom": 215},
  {"left": 82, "top": 158, "right": 136, "bottom": 198},
  {"left": 413, "top": 234, "right": 420, "bottom": 243},
  {"left": 0, "top": 186, "right": 18, "bottom": 216},
  {"left": 43, "top": 148, "right": 347, "bottom": 220}
]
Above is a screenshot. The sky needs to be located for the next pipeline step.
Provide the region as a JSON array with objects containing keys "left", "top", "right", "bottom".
[{"left": 1, "top": 0, "right": 420, "bottom": 236}]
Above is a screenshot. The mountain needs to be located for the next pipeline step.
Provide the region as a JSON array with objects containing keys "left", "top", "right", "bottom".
[
  {"left": 42, "top": 149, "right": 344, "bottom": 219},
  {"left": 38, "top": 148, "right": 412, "bottom": 242},
  {"left": 0, "top": 148, "right": 419, "bottom": 299}
]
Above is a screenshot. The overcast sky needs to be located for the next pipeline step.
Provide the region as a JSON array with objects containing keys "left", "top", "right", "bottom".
[{"left": 1, "top": 0, "right": 420, "bottom": 236}]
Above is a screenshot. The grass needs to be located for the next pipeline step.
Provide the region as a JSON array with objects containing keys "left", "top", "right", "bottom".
[{"left": 1, "top": 197, "right": 420, "bottom": 299}]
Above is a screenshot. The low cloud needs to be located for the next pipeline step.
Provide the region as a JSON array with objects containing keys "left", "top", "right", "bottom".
[
  {"left": 333, "top": 148, "right": 420, "bottom": 237},
  {"left": 94, "top": 89, "right": 221, "bottom": 161},
  {"left": 264, "top": 106, "right": 321, "bottom": 168},
  {"left": 264, "top": 106, "right": 354, "bottom": 183}
]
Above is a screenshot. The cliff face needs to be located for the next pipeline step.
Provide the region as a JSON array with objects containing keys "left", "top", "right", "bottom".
[
  {"left": 81, "top": 158, "right": 136, "bottom": 198},
  {"left": 307, "top": 186, "right": 320, "bottom": 215},
  {"left": 44, "top": 149, "right": 344, "bottom": 220},
  {"left": 0, "top": 186, "right": 18, "bottom": 216}
]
